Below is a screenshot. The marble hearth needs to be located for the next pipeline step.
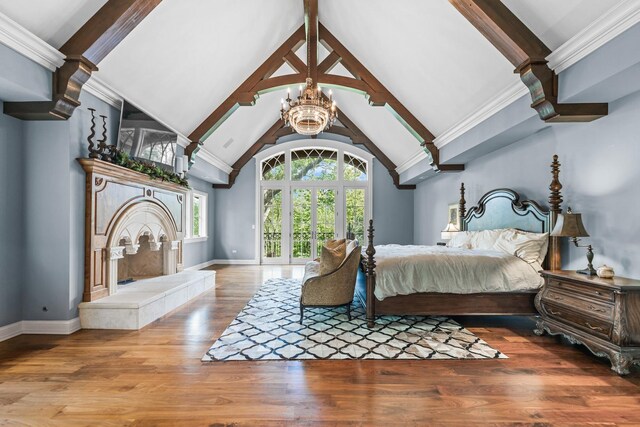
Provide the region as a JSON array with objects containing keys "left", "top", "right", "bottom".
[{"left": 79, "top": 270, "right": 216, "bottom": 330}]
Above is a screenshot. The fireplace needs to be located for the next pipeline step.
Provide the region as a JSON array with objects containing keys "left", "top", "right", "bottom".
[{"left": 79, "top": 159, "right": 187, "bottom": 301}]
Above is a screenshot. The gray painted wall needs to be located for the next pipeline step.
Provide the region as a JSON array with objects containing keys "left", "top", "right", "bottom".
[
  {"left": 414, "top": 89, "right": 640, "bottom": 279},
  {"left": 372, "top": 160, "right": 414, "bottom": 245},
  {"left": 0, "top": 104, "right": 24, "bottom": 326},
  {"left": 21, "top": 91, "right": 119, "bottom": 321},
  {"left": 214, "top": 160, "right": 257, "bottom": 260},
  {"left": 183, "top": 175, "right": 215, "bottom": 268},
  {"left": 213, "top": 158, "right": 414, "bottom": 261}
]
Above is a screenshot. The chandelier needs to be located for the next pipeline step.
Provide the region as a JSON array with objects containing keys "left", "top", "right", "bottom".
[{"left": 281, "top": 78, "right": 337, "bottom": 136}]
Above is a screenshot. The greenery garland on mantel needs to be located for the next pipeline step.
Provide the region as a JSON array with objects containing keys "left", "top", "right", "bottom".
[{"left": 112, "top": 149, "right": 189, "bottom": 188}]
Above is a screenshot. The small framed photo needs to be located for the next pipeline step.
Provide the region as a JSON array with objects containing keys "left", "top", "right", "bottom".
[{"left": 448, "top": 203, "right": 460, "bottom": 228}]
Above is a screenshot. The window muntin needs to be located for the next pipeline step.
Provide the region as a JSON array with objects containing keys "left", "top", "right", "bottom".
[
  {"left": 290, "top": 148, "right": 338, "bottom": 181},
  {"left": 261, "top": 153, "right": 285, "bottom": 181},
  {"left": 344, "top": 153, "right": 367, "bottom": 181}
]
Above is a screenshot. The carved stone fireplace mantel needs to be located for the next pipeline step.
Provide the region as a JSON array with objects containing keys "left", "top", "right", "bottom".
[{"left": 79, "top": 159, "right": 188, "bottom": 302}]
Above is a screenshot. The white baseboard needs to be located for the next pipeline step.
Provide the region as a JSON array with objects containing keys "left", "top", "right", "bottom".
[
  {"left": 0, "top": 321, "right": 23, "bottom": 342},
  {"left": 22, "top": 318, "right": 81, "bottom": 335},
  {"left": 185, "top": 259, "right": 217, "bottom": 271},
  {"left": 0, "top": 318, "right": 81, "bottom": 342},
  {"left": 212, "top": 259, "right": 259, "bottom": 265}
]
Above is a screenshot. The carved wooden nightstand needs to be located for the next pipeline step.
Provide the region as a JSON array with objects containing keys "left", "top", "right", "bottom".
[{"left": 535, "top": 270, "right": 640, "bottom": 375}]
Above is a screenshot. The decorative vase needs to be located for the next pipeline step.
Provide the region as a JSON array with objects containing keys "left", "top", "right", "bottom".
[{"left": 597, "top": 265, "right": 615, "bottom": 279}]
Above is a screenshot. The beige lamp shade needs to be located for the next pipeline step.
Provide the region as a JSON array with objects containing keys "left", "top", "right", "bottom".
[
  {"left": 550, "top": 208, "right": 590, "bottom": 238},
  {"left": 441, "top": 222, "right": 460, "bottom": 240}
]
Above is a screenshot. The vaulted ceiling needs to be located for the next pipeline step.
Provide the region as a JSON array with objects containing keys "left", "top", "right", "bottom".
[{"left": 0, "top": 0, "right": 622, "bottom": 183}]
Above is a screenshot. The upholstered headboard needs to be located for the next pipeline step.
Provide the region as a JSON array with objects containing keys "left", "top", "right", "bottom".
[{"left": 462, "top": 189, "right": 550, "bottom": 233}]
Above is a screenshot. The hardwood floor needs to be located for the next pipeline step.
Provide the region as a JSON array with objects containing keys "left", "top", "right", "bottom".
[{"left": 1, "top": 265, "right": 639, "bottom": 426}]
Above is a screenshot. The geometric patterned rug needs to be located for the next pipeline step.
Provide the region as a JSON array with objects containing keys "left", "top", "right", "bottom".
[{"left": 202, "top": 278, "right": 507, "bottom": 361}]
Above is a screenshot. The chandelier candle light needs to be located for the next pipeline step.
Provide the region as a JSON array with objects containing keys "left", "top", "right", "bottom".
[{"left": 281, "top": 79, "right": 337, "bottom": 135}]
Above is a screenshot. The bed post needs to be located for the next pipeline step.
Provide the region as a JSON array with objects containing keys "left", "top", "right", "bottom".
[
  {"left": 459, "top": 183, "right": 466, "bottom": 231},
  {"left": 548, "top": 155, "right": 563, "bottom": 270},
  {"left": 365, "top": 219, "right": 376, "bottom": 328}
]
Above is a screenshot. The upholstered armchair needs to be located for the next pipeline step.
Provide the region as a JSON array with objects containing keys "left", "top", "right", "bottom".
[{"left": 299, "top": 240, "right": 361, "bottom": 324}]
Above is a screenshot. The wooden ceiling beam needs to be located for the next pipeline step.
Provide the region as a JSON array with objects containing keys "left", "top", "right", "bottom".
[
  {"left": 318, "top": 50, "right": 341, "bottom": 74},
  {"left": 449, "top": 0, "right": 607, "bottom": 122},
  {"left": 197, "top": 10, "right": 464, "bottom": 175},
  {"left": 188, "top": 26, "right": 305, "bottom": 144},
  {"left": 3, "top": 0, "right": 162, "bottom": 121},
  {"left": 317, "top": 23, "right": 460, "bottom": 171},
  {"left": 283, "top": 51, "right": 306, "bottom": 74},
  {"left": 185, "top": 25, "right": 305, "bottom": 165},
  {"left": 213, "top": 120, "right": 284, "bottom": 189},
  {"left": 214, "top": 103, "right": 415, "bottom": 190},
  {"left": 305, "top": 0, "right": 319, "bottom": 83}
]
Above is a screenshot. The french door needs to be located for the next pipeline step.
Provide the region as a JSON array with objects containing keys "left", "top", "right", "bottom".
[{"left": 291, "top": 187, "right": 337, "bottom": 263}]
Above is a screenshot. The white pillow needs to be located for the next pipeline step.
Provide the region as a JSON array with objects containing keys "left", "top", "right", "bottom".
[
  {"left": 493, "top": 230, "right": 548, "bottom": 264},
  {"left": 446, "top": 231, "right": 472, "bottom": 249},
  {"left": 469, "top": 229, "right": 505, "bottom": 250},
  {"left": 518, "top": 230, "right": 549, "bottom": 265}
]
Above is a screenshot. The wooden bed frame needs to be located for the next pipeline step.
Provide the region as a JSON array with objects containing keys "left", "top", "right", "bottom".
[{"left": 356, "top": 155, "right": 564, "bottom": 327}]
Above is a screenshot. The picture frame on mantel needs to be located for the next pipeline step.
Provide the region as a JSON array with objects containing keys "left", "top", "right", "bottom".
[{"left": 448, "top": 203, "right": 460, "bottom": 229}]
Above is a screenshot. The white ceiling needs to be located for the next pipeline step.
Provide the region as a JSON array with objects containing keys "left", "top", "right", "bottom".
[{"left": 0, "top": 0, "right": 624, "bottom": 176}]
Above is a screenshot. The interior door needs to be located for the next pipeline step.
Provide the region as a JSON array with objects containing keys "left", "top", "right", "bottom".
[{"left": 291, "top": 187, "right": 337, "bottom": 263}]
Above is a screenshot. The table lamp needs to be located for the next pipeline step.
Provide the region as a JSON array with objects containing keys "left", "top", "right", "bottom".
[
  {"left": 550, "top": 207, "right": 596, "bottom": 276},
  {"left": 441, "top": 222, "right": 460, "bottom": 241}
]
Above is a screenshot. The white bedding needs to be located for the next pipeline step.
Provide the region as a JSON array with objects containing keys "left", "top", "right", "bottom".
[{"left": 371, "top": 244, "right": 544, "bottom": 300}]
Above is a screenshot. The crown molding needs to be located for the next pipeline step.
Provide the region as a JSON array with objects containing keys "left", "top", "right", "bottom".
[
  {"left": 547, "top": 0, "right": 640, "bottom": 73},
  {"left": 196, "top": 147, "right": 234, "bottom": 174},
  {"left": 0, "top": 12, "right": 64, "bottom": 71},
  {"left": 395, "top": 149, "right": 428, "bottom": 175},
  {"left": 83, "top": 75, "right": 123, "bottom": 109},
  {"left": 434, "top": 79, "right": 528, "bottom": 149}
]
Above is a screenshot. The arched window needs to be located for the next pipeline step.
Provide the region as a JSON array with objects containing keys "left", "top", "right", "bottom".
[
  {"left": 261, "top": 153, "right": 285, "bottom": 180},
  {"left": 344, "top": 153, "right": 367, "bottom": 181},
  {"left": 257, "top": 141, "right": 372, "bottom": 264},
  {"left": 290, "top": 148, "right": 338, "bottom": 181}
]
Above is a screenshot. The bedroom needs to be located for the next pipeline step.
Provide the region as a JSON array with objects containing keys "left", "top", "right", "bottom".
[{"left": 1, "top": 0, "right": 640, "bottom": 425}]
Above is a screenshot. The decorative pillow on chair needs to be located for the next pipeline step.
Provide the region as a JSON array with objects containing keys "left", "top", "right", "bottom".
[
  {"left": 325, "top": 238, "right": 346, "bottom": 249},
  {"left": 319, "top": 243, "right": 346, "bottom": 275}
]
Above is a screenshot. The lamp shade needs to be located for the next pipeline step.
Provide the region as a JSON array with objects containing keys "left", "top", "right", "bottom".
[
  {"left": 441, "top": 222, "right": 460, "bottom": 240},
  {"left": 550, "top": 209, "right": 589, "bottom": 238}
]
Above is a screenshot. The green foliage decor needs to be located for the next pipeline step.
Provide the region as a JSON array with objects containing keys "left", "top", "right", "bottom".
[{"left": 112, "top": 149, "right": 189, "bottom": 188}]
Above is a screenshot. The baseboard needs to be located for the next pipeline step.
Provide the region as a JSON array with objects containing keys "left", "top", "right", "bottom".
[
  {"left": 0, "top": 321, "right": 23, "bottom": 342},
  {"left": 0, "top": 318, "right": 82, "bottom": 341},
  {"left": 185, "top": 259, "right": 217, "bottom": 271},
  {"left": 212, "top": 259, "right": 259, "bottom": 265}
]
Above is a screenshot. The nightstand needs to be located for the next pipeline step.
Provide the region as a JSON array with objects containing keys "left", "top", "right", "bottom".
[{"left": 535, "top": 270, "right": 640, "bottom": 375}]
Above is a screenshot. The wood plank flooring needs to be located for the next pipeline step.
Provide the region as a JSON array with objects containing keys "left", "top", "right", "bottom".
[{"left": 1, "top": 265, "right": 639, "bottom": 426}]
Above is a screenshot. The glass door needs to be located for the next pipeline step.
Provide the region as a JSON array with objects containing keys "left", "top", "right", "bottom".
[
  {"left": 261, "top": 188, "right": 285, "bottom": 263},
  {"left": 291, "top": 188, "right": 313, "bottom": 263},
  {"left": 315, "top": 188, "right": 337, "bottom": 257},
  {"left": 291, "top": 187, "right": 337, "bottom": 263},
  {"left": 345, "top": 188, "right": 366, "bottom": 243}
]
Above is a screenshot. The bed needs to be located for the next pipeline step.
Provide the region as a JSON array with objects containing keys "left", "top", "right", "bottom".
[{"left": 356, "top": 155, "right": 564, "bottom": 327}]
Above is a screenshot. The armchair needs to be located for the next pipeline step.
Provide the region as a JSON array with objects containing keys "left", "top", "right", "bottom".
[{"left": 300, "top": 240, "right": 361, "bottom": 324}]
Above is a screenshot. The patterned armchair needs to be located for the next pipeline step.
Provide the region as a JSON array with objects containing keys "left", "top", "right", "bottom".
[{"left": 299, "top": 240, "right": 361, "bottom": 324}]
